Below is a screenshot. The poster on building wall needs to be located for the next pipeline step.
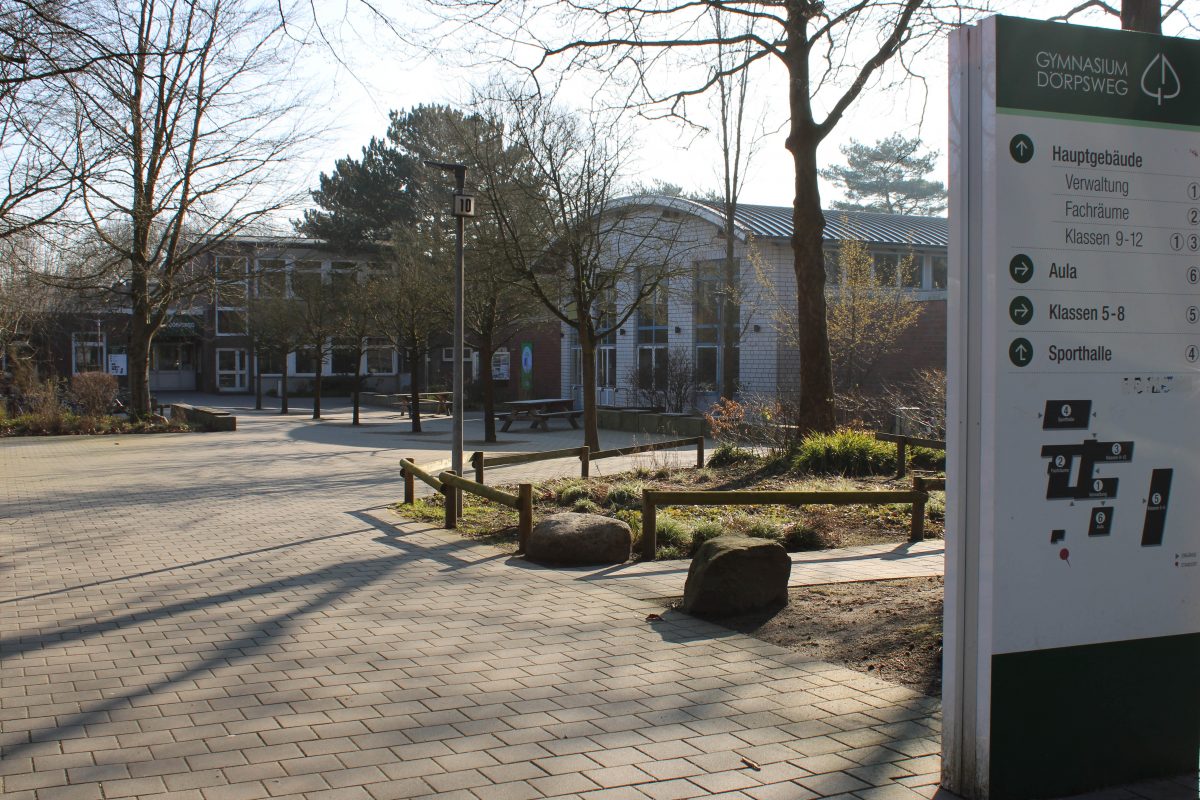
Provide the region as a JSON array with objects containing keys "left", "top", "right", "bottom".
[
  {"left": 519, "top": 341, "right": 533, "bottom": 397},
  {"left": 492, "top": 348, "right": 510, "bottom": 381},
  {"left": 107, "top": 354, "right": 127, "bottom": 376}
]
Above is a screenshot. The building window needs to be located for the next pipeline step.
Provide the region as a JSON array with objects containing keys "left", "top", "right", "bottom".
[
  {"left": 365, "top": 338, "right": 394, "bottom": 374},
  {"left": 636, "top": 281, "right": 668, "bottom": 393},
  {"left": 255, "top": 258, "right": 286, "bottom": 297},
  {"left": 873, "top": 251, "right": 920, "bottom": 288},
  {"left": 694, "top": 261, "right": 739, "bottom": 392},
  {"left": 71, "top": 332, "right": 106, "bottom": 374},
  {"left": 216, "top": 309, "right": 247, "bottom": 335},
  {"left": 216, "top": 257, "right": 248, "bottom": 306},
  {"left": 258, "top": 349, "right": 285, "bottom": 375},
  {"left": 216, "top": 348, "right": 248, "bottom": 390},
  {"left": 331, "top": 339, "right": 360, "bottom": 374},
  {"left": 931, "top": 255, "right": 948, "bottom": 290},
  {"left": 294, "top": 347, "right": 320, "bottom": 375}
]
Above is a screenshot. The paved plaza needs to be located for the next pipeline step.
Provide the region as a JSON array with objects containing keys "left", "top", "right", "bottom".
[{"left": 0, "top": 396, "right": 1191, "bottom": 799}]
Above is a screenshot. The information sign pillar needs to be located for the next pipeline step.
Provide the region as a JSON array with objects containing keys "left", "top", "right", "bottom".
[{"left": 947, "top": 16, "right": 1200, "bottom": 799}]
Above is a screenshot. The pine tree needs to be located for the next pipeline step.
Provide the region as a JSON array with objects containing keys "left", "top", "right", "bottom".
[{"left": 823, "top": 134, "right": 946, "bottom": 216}]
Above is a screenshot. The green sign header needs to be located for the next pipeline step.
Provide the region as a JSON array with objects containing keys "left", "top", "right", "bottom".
[{"left": 996, "top": 16, "right": 1200, "bottom": 127}]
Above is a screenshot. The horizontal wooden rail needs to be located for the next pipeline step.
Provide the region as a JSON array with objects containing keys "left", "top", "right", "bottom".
[
  {"left": 400, "top": 457, "right": 444, "bottom": 503},
  {"left": 470, "top": 446, "right": 587, "bottom": 483},
  {"left": 875, "top": 432, "right": 946, "bottom": 479},
  {"left": 437, "top": 471, "right": 534, "bottom": 552},
  {"left": 641, "top": 488, "right": 929, "bottom": 559},
  {"left": 440, "top": 470, "right": 520, "bottom": 509},
  {"left": 590, "top": 436, "right": 705, "bottom": 466}
]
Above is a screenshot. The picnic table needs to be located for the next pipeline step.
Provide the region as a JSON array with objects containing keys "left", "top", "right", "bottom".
[
  {"left": 383, "top": 392, "right": 452, "bottom": 415},
  {"left": 500, "top": 398, "right": 580, "bottom": 432}
]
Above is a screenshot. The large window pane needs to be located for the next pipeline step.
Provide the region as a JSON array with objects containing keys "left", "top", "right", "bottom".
[{"left": 931, "top": 255, "right": 948, "bottom": 290}]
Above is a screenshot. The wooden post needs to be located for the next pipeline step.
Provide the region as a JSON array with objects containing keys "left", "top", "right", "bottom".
[
  {"left": 472, "top": 452, "right": 485, "bottom": 484},
  {"left": 517, "top": 483, "right": 532, "bottom": 553},
  {"left": 641, "top": 493, "right": 657, "bottom": 560},
  {"left": 696, "top": 437, "right": 705, "bottom": 468},
  {"left": 402, "top": 458, "right": 414, "bottom": 505},
  {"left": 910, "top": 476, "right": 926, "bottom": 542},
  {"left": 896, "top": 437, "right": 908, "bottom": 480},
  {"left": 443, "top": 470, "right": 457, "bottom": 530},
  {"left": 580, "top": 446, "right": 590, "bottom": 478}
]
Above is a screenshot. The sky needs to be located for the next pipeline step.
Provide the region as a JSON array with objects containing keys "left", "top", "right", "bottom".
[{"left": 279, "top": 1, "right": 1198, "bottom": 226}]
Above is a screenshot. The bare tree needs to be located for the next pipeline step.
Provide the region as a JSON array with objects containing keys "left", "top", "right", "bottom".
[
  {"left": 291, "top": 266, "right": 346, "bottom": 420},
  {"left": 62, "top": 0, "right": 310, "bottom": 418},
  {"left": 423, "top": 1, "right": 981, "bottom": 433},
  {"left": 1051, "top": 0, "right": 1193, "bottom": 33},
  {"left": 475, "top": 90, "right": 687, "bottom": 450}
]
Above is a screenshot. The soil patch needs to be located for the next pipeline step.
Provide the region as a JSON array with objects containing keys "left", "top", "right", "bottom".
[{"left": 706, "top": 576, "right": 944, "bottom": 695}]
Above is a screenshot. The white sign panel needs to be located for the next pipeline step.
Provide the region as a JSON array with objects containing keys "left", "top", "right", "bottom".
[
  {"left": 107, "top": 354, "right": 127, "bottom": 376},
  {"left": 947, "top": 16, "right": 1200, "bottom": 798}
]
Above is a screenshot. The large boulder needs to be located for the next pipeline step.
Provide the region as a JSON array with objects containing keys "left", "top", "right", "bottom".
[
  {"left": 526, "top": 513, "right": 632, "bottom": 565},
  {"left": 683, "top": 536, "right": 791, "bottom": 616}
]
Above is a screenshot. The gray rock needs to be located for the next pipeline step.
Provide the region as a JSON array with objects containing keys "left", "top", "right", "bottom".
[
  {"left": 683, "top": 536, "right": 791, "bottom": 616},
  {"left": 526, "top": 512, "right": 632, "bottom": 565}
]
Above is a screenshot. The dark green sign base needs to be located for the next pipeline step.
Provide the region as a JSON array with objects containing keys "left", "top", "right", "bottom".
[{"left": 991, "top": 633, "right": 1200, "bottom": 799}]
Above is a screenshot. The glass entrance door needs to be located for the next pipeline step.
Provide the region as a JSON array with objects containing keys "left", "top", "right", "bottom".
[{"left": 216, "top": 348, "right": 247, "bottom": 391}]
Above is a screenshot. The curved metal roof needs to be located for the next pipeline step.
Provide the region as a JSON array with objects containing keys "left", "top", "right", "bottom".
[{"left": 617, "top": 195, "right": 948, "bottom": 248}]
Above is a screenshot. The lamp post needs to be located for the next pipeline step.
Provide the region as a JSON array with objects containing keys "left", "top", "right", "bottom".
[{"left": 425, "top": 161, "right": 475, "bottom": 515}]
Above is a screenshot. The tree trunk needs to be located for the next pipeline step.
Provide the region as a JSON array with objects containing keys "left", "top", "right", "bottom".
[
  {"left": 280, "top": 355, "right": 289, "bottom": 414},
  {"left": 409, "top": 344, "right": 422, "bottom": 433},
  {"left": 1122, "top": 0, "right": 1161, "bottom": 33},
  {"left": 126, "top": 319, "right": 153, "bottom": 420},
  {"left": 786, "top": 125, "right": 837, "bottom": 435},
  {"left": 720, "top": 208, "right": 739, "bottom": 400},
  {"left": 480, "top": 335, "right": 497, "bottom": 442},
  {"left": 579, "top": 325, "right": 599, "bottom": 451},
  {"left": 254, "top": 349, "right": 263, "bottom": 411},
  {"left": 352, "top": 355, "right": 362, "bottom": 426},
  {"left": 312, "top": 343, "right": 323, "bottom": 420}
]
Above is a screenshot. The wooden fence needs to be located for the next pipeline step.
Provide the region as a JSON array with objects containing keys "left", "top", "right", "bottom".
[
  {"left": 875, "top": 432, "right": 947, "bottom": 479},
  {"left": 399, "top": 458, "right": 534, "bottom": 551},
  {"left": 470, "top": 437, "right": 705, "bottom": 484},
  {"left": 640, "top": 487, "right": 932, "bottom": 559}
]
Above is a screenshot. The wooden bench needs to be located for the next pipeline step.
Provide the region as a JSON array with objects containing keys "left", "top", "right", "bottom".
[{"left": 533, "top": 409, "right": 582, "bottom": 431}]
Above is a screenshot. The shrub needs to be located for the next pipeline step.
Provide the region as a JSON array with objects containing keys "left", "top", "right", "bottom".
[
  {"left": 605, "top": 481, "right": 644, "bottom": 510},
  {"left": 572, "top": 498, "right": 600, "bottom": 514},
  {"left": 740, "top": 518, "right": 782, "bottom": 542},
  {"left": 693, "top": 468, "right": 715, "bottom": 484},
  {"left": 654, "top": 516, "right": 692, "bottom": 552},
  {"left": 556, "top": 482, "right": 590, "bottom": 507},
  {"left": 708, "top": 443, "right": 756, "bottom": 467},
  {"left": 791, "top": 428, "right": 896, "bottom": 476},
  {"left": 71, "top": 372, "right": 119, "bottom": 417},
  {"left": 909, "top": 446, "right": 946, "bottom": 471},
  {"left": 689, "top": 520, "right": 727, "bottom": 555},
  {"left": 614, "top": 509, "right": 641, "bottom": 539},
  {"left": 783, "top": 524, "right": 834, "bottom": 551}
]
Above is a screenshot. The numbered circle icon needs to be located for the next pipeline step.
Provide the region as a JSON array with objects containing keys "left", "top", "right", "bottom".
[
  {"left": 1189, "top": 266, "right": 1200, "bottom": 285},
  {"left": 1096, "top": 512, "right": 1107, "bottom": 525},
  {"left": 1009, "top": 337, "right": 1034, "bottom": 367},
  {"left": 1009, "top": 254, "right": 1034, "bottom": 283},
  {"left": 1009, "top": 296, "right": 1034, "bottom": 325},
  {"left": 1055, "top": 455, "right": 1067, "bottom": 468},
  {"left": 1061, "top": 403, "right": 1072, "bottom": 418},
  {"left": 1188, "top": 306, "right": 1199, "bottom": 324},
  {"left": 1093, "top": 479, "right": 1104, "bottom": 493},
  {"left": 1152, "top": 492, "right": 1163, "bottom": 506},
  {"left": 1009, "top": 134, "right": 1034, "bottom": 163},
  {"left": 1187, "top": 344, "right": 1199, "bottom": 363}
]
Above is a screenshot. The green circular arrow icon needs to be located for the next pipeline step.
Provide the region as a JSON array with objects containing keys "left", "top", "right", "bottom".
[
  {"left": 1010, "top": 296, "right": 1034, "bottom": 325},
  {"left": 1009, "top": 337, "right": 1034, "bottom": 367},
  {"left": 1010, "top": 134, "right": 1034, "bottom": 163},
  {"left": 1009, "top": 254, "right": 1034, "bottom": 283}
]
